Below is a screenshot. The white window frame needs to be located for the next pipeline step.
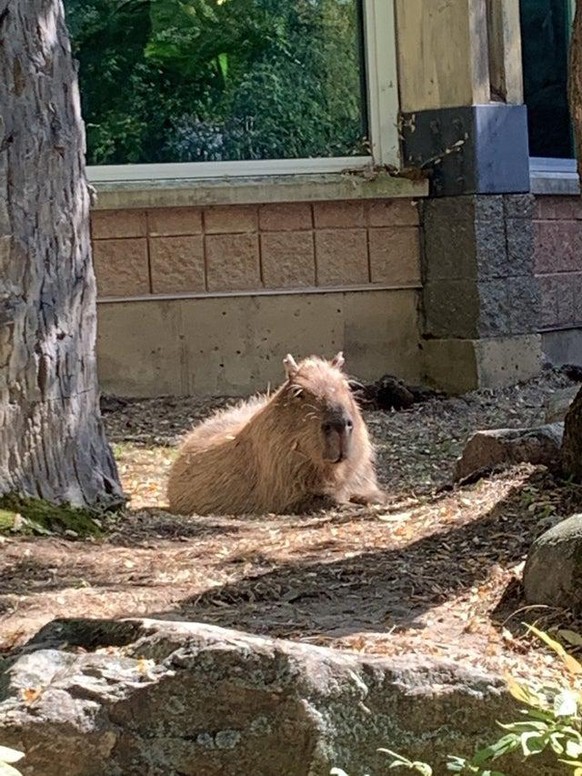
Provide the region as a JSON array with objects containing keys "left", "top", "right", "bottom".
[{"left": 86, "top": 0, "right": 400, "bottom": 184}]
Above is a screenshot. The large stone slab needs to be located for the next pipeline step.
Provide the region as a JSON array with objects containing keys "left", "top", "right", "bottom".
[
  {"left": 0, "top": 618, "right": 562, "bottom": 776},
  {"left": 455, "top": 423, "right": 563, "bottom": 481}
]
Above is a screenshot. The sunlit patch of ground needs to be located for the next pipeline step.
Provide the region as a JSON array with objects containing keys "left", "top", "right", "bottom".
[{"left": 1, "top": 371, "right": 581, "bottom": 684}]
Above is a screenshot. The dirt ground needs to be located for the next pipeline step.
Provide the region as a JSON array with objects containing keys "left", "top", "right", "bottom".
[{"left": 1, "top": 368, "right": 581, "bottom": 681}]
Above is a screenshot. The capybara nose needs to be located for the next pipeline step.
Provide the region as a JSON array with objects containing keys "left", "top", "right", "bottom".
[{"left": 323, "top": 417, "right": 353, "bottom": 435}]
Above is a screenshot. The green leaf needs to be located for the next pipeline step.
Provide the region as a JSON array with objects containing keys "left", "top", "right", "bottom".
[
  {"left": 519, "top": 731, "right": 547, "bottom": 756},
  {"left": 0, "top": 748, "right": 24, "bottom": 765},
  {"left": 554, "top": 690, "right": 579, "bottom": 717}
]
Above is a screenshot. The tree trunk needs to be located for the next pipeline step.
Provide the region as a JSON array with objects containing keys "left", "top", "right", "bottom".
[
  {"left": 563, "top": 2, "right": 582, "bottom": 480},
  {"left": 570, "top": 0, "right": 582, "bottom": 177},
  {"left": 562, "top": 385, "right": 582, "bottom": 481},
  {"left": 0, "top": 0, "right": 123, "bottom": 507}
]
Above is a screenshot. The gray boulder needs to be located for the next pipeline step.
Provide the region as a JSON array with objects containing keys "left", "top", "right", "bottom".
[
  {"left": 0, "top": 617, "right": 563, "bottom": 776},
  {"left": 454, "top": 424, "right": 563, "bottom": 482},
  {"left": 523, "top": 514, "right": 582, "bottom": 612},
  {"left": 544, "top": 386, "right": 580, "bottom": 423}
]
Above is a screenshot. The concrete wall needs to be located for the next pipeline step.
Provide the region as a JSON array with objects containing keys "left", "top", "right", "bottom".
[
  {"left": 93, "top": 199, "right": 422, "bottom": 397},
  {"left": 535, "top": 196, "right": 582, "bottom": 366}
]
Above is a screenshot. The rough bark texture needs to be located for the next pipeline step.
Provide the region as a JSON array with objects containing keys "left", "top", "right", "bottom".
[
  {"left": 562, "top": 385, "right": 582, "bottom": 481},
  {"left": 0, "top": 0, "right": 123, "bottom": 507},
  {"left": 570, "top": 0, "right": 582, "bottom": 177}
]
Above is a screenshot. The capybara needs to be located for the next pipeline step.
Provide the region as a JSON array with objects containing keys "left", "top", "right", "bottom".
[{"left": 166, "top": 352, "right": 385, "bottom": 515}]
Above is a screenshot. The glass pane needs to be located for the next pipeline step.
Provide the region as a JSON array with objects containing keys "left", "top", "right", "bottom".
[
  {"left": 64, "top": 0, "right": 368, "bottom": 166},
  {"left": 520, "top": 0, "right": 574, "bottom": 158}
]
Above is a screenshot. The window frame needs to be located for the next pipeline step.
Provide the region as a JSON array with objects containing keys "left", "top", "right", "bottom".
[
  {"left": 527, "top": 0, "right": 579, "bottom": 192},
  {"left": 85, "top": 0, "right": 400, "bottom": 184}
]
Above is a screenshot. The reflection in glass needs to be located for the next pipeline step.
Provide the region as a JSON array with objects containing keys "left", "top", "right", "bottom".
[{"left": 64, "top": 0, "right": 368, "bottom": 165}]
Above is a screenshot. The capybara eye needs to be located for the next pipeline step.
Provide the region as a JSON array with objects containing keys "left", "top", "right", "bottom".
[{"left": 322, "top": 422, "right": 333, "bottom": 434}]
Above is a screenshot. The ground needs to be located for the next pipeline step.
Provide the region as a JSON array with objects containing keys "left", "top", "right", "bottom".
[{"left": 1, "top": 369, "right": 581, "bottom": 682}]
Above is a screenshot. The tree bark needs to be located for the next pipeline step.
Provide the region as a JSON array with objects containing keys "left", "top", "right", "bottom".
[
  {"left": 0, "top": 0, "right": 123, "bottom": 507},
  {"left": 562, "top": 385, "right": 582, "bottom": 481},
  {"left": 570, "top": 0, "right": 582, "bottom": 177},
  {"left": 563, "top": 2, "right": 582, "bottom": 481}
]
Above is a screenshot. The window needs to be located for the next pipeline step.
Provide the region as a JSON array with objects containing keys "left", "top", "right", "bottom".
[
  {"left": 520, "top": 0, "right": 575, "bottom": 159},
  {"left": 63, "top": 0, "right": 397, "bottom": 180}
]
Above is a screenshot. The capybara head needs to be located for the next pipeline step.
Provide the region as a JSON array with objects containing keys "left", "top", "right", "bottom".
[{"left": 279, "top": 352, "right": 359, "bottom": 466}]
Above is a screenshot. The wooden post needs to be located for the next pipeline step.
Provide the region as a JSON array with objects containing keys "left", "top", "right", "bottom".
[{"left": 486, "top": 0, "right": 524, "bottom": 104}]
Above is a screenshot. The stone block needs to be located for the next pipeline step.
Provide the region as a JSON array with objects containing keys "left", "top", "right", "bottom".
[
  {"left": 205, "top": 205, "right": 258, "bottom": 234},
  {"left": 147, "top": 207, "right": 202, "bottom": 236},
  {"left": 315, "top": 229, "right": 369, "bottom": 286},
  {"left": 368, "top": 227, "right": 421, "bottom": 285},
  {"left": 421, "top": 206, "right": 476, "bottom": 282},
  {"left": 535, "top": 195, "right": 582, "bottom": 221},
  {"left": 260, "top": 232, "right": 315, "bottom": 288},
  {"left": 258, "top": 203, "right": 312, "bottom": 231},
  {"left": 422, "top": 334, "right": 542, "bottom": 393},
  {"left": 313, "top": 200, "right": 365, "bottom": 228},
  {"left": 423, "top": 280, "right": 480, "bottom": 338},
  {"left": 366, "top": 199, "right": 420, "bottom": 227},
  {"left": 503, "top": 194, "right": 535, "bottom": 220},
  {"left": 150, "top": 236, "right": 205, "bottom": 294},
  {"left": 92, "top": 238, "right": 150, "bottom": 297},
  {"left": 538, "top": 275, "right": 560, "bottom": 329},
  {"left": 91, "top": 210, "right": 146, "bottom": 239},
  {"left": 535, "top": 220, "right": 582, "bottom": 273},
  {"left": 474, "top": 218, "right": 508, "bottom": 279},
  {"left": 97, "top": 300, "right": 183, "bottom": 396},
  {"left": 508, "top": 276, "right": 541, "bottom": 334},
  {"left": 505, "top": 217, "right": 534, "bottom": 276},
  {"left": 477, "top": 279, "right": 511, "bottom": 336},
  {"left": 206, "top": 234, "right": 261, "bottom": 292}
]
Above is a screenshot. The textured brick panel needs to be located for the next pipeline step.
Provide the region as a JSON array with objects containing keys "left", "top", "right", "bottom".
[
  {"left": 93, "top": 238, "right": 150, "bottom": 297},
  {"left": 535, "top": 196, "right": 582, "bottom": 221},
  {"left": 367, "top": 199, "right": 420, "bottom": 227},
  {"left": 206, "top": 234, "right": 261, "bottom": 291},
  {"left": 503, "top": 194, "right": 535, "bottom": 220},
  {"left": 259, "top": 203, "right": 312, "bottom": 232},
  {"left": 368, "top": 227, "right": 420, "bottom": 285},
  {"left": 315, "top": 229, "right": 369, "bottom": 286},
  {"left": 204, "top": 205, "right": 258, "bottom": 234},
  {"left": 91, "top": 210, "right": 147, "bottom": 239},
  {"left": 538, "top": 275, "right": 560, "bottom": 329},
  {"left": 534, "top": 220, "right": 582, "bottom": 273},
  {"left": 508, "top": 276, "right": 541, "bottom": 334},
  {"left": 423, "top": 279, "right": 480, "bottom": 339},
  {"left": 150, "top": 236, "right": 205, "bottom": 294},
  {"left": 148, "top": 207, "right": 202, "bottom": 236},
  {"left": 313, "top": 201, "right": 365, "bottom": 228},
  {"left": 260, "top": 232, "right": 315, "bottom": 288}
]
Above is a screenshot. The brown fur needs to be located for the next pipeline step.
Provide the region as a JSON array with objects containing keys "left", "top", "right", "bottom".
[{"left": 166, "top": 353, "right": 385, "bottom": 515}]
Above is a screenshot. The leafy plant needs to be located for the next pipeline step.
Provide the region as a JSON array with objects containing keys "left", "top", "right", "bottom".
[
  {"left": 331, "top": 626, "right": 582, "bottom": 776},
  {"left": 0, "top": 745, "right": 25, "bottom": 776}
]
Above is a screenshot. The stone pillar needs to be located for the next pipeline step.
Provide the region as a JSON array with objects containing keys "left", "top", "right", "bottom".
[
  {"left": 420, "top": 194, "right": 541, "bottom": 393},
  {"left": 394, "top": 0, "right": 542, "bottom": 392}
]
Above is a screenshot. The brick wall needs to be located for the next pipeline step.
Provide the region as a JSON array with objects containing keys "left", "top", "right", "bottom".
[
  {"left": 535, "top": 196, "right": 582, "bottom": 331},
  {"left": 91, "top": 199, "right": 421, "bottom": 298}
]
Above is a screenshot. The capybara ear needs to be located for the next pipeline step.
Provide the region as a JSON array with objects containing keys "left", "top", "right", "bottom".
[
  {"left": 283, "top": 353, "right": 299, "bottom": 378},
  {"left": 331, "top": 351, "right": 345, "bottom": 370}
]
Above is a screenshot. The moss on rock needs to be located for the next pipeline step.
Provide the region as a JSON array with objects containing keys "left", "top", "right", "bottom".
[{"left": 0, "top": 494, "right": 104, "bottom": 538}]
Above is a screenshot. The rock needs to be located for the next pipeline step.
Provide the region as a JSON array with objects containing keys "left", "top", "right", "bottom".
[
  {"left": 544, "top": 386, "right": 580, "bottom": 423},
  {"left": 454, "top": 424, "right": 563, "bottom": 482},
  {"left": 355, "top": 374, "right": 445, "bottom": 412},
  {"left": 0, "top": 617, "right": 560, "bottom": 776},
  {"left": 523, "top": 514, "right": 582, "bottom": 613}
]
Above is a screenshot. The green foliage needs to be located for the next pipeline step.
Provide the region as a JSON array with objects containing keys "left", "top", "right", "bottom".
[
  {"left": 332, "top": 626, "right": 582, "bottom": 776},
  {"left": 0, "top": 745, "right": 25, "bottom": 776},
  {"left": 0, "top": 494, "right": 104, "bottom": 537},
  {"left": 63, "top": 0, "right": 367, "bottom": 164}
]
